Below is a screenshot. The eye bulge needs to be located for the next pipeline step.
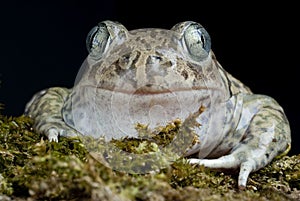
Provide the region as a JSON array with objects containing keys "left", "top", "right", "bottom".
[
  {"left": 183, "top": 22, "right": 211, "bottom": 61},
  {"left": 86, "top": 21, "right": 211, "bottom": 62},
  {"left": 86, "top": 22, "right": 110, "bottom": 59}
]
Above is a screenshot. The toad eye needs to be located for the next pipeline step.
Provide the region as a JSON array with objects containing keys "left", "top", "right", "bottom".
[
  {"left": 172, "top": 21, "right": 211, "bottom": 61},
  {"left": 86, "top": 22, "right": 111, "bottom": 59},
  {"left": 86, "top": 20, "right": 128, "bottom": 60},
  {"left": 184, "top": 23, "right": 211, "bottom": 60}
]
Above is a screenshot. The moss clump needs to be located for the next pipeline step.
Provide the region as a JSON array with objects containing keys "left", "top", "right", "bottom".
[
  {"left": 250, "top": 155, "right": 300, "bottom": 199},
  {"left": 0, "top": 112, "right": 300, "bottom": 200}
]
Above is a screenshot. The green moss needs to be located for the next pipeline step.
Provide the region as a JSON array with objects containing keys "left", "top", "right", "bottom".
[
  {"left": 251, "top": 155, "right": 300, "bottom": 197},
  {"left": 0, "top": 113, "right": 299, "bottom": 200}
]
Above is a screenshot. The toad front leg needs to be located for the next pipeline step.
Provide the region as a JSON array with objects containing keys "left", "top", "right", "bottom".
[
  {"left": 189, "top": 94, "right": 291, "bottom": 189},
  {"left": 25, "top": 87, "right": 78, "bottom": 142}
]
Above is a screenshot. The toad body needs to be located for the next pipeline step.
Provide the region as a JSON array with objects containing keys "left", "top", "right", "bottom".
[{"left": 25, "top": 21, "right": 291, "bottom": 189}]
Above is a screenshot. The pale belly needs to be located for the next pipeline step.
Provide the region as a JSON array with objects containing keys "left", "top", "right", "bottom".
[{"left": 67, "top": 88, "right": 214, "bottom": 135}]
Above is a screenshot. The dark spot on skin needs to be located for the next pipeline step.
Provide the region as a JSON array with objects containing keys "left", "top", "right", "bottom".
[
  {"left": 150, "top": 31, "right": 157, "bottom": 38},
  {"left": 140, "top": 38, "right": 147, "bottom": 44},
  {"left": 135, "top": 36, "right": 141, "bottom": 42},
  {"left": 265, "top": 153, "right": 270, "bottom": 159},
  {"left": 163, "top": 61, "right": 173, "bottom": 68},
  {"left": 181, "top": 69, "right": 189, "bottom": 80}
]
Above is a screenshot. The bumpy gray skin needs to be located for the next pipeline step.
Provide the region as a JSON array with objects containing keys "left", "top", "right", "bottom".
[{"left": 25, "top": 21, "right": 291, "bottom": 189}]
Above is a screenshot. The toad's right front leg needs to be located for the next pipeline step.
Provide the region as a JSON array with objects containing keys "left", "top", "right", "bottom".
[{"left": 25, "top": 87, "right": 78, "bottom": 142}]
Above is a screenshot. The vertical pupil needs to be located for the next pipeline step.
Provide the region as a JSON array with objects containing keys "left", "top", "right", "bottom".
[{"left": 200, "top": 34, "right": 205, "bottom": 49}]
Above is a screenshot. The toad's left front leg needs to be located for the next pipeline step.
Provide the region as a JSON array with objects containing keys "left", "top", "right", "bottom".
[{"left": 189, "top": 94, "right": 291, "bottom": 189}]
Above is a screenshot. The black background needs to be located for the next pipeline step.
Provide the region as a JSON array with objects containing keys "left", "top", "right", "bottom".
[{"left": 0, "top": 1, "right": 299, "bottom": 155}]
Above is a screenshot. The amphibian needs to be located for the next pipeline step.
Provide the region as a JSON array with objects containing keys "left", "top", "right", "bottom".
[{"left": 25, "top": 20, "right": 291, "bottom": 189}]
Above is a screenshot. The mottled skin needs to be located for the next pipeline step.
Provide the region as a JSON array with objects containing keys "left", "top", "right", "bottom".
[{"left": 25, "top": 21, "right": 291, "bottom": 189}]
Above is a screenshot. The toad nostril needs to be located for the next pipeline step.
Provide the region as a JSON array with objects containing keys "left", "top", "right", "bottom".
[
  {"left": 147, "top": 55, "right": 162, "bottom": 64},
  {"left": 152, "top": 55, "right": 162, "bottom": 61}
]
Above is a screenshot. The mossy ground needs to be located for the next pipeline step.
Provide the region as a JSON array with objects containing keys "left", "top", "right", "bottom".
[{"left": 0, "top": 114, "right": 299, "bottom": 200}]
